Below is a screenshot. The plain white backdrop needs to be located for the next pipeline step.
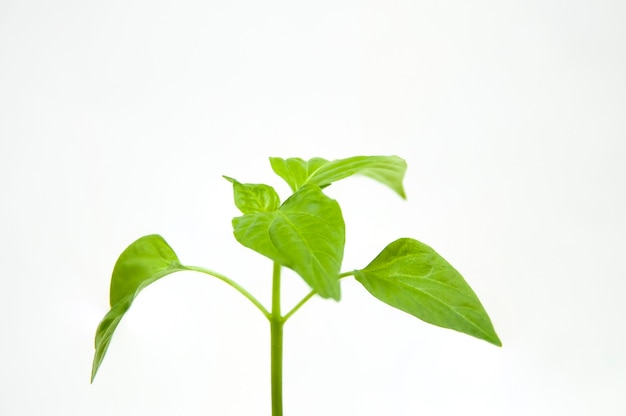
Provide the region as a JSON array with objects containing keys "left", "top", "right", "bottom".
[{"left": 1, "top": 0, "right": 625, "bottom": 414}]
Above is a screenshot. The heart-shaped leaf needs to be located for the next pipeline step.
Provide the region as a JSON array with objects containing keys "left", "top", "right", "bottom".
[
  {"left": 91, "top": 235, "right": 186, "bottom": 382},
  {"left": 232, "top": 185, "right": 345, "bottom": 300},
  {"left": 354, "top": 238, "right": 501, "bottom": 346},
  {"left": 270, "top": 155, "right": 407, "bottom": 198}
]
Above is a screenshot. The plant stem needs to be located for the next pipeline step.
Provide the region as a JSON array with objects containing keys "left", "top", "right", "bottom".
[
  {"left": 269, "top": 268, "right": 355, "bottom": 413},
  {"left": 271, "top": 262, "right": 284, "bottom": 416}
]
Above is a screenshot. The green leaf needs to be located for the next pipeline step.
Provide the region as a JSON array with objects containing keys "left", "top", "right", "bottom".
[
  {"left": 268, "top": 157, "right": 328, "bottom": 193},
  {"left": 232, "top": 185, "right": 345, "bottom": 300},
  {"left": 223, "top": 176, "right": 280, "bottom": 214},
  {"left": 91, "top": 235, "right": 186, "bottom": 382},
  {"left": 269, "top": 155, "right": 407, "bottom": 198},
  {"left": 354, "top": 238, "right": 501, "bottom": 346}
]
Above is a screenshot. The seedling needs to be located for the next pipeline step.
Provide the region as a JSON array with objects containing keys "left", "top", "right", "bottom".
[{"left": 91, "top": 155, "right": 501, "bottom": 415}]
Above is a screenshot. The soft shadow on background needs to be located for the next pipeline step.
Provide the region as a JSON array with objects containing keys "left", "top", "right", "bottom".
[{"left": 1, "top": 1, "right": 625, "bottom": 415}]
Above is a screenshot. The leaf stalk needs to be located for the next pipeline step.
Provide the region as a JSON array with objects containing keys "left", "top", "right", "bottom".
[
  {"left": 283, "top": 271, "right": 356, "bottom": 322},
  {"left": 183, "top": 265, "right": 271, "bottom": 319}
]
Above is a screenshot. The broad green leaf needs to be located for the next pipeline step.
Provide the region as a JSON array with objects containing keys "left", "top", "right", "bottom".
[
  {"left": 223, "top": 176, "right": 280, "bottom": 214},
  {"left": 269, "top": 155, "right": 407, "bottom": 198},
  {"left": 91, "top": 235, "right": 186, "bottom": 382},
  {"left": 354, "top": 238, "right": 501, "bottom": 346},
  {"left": 232, "top": 185, "right": 345, "bottom": 300}
]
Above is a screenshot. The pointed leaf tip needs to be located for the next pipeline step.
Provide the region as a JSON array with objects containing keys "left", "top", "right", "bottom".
[
  {"left": 355, "top": 238, "right": 501, "bottom": 346},
  {"left": 91, "top": 235, "right": 186, "bottom": 381}
]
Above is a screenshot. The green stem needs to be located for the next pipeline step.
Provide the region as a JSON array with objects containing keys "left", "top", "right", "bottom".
[
  {"left": 271, "top": 262, "right": 284, "bottom": 416},
  {"left": 283, "top": 290, "right": 315, "bottom": 322},
  {"left": 183, "top": 265, "right": 270, "bottom": 319},
  {"left": 283, "top": 270, "right": 356, "bottom": 322}
]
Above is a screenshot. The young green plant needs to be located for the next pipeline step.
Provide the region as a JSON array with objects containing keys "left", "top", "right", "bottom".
[{"left": 91, "top": 155, "right": 501, "bottom": 415}]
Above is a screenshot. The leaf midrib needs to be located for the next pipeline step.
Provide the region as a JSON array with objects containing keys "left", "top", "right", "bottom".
[
  {"left": 276, "top": 210, "right": 338, "bottom": 286},
  {"left": 305, "top": 157, "right": 398, "bottom": 187}
]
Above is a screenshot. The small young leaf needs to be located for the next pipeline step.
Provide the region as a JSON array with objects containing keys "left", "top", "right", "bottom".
[
  {"left": 232, "top": 185, "right": 345, "bottom": 300},
  {"left": 268, "top": 157, "right": 328, "bottom": 193},
  {"left": 223, "top": 176, "right": 280, "bottom": 214},
  {"left": 91, "top": 235, "right": 186, "bottom": 382},
  {"left": 269, "top": 155, "right": 407, "bottom": 198},
  {"left": 354, "top": 238, "right": 501, "bottom": 346}
]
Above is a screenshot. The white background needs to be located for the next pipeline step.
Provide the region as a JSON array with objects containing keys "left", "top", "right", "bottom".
[{"left": 1, "top": 1, "right": 625, "bottom": 415}]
